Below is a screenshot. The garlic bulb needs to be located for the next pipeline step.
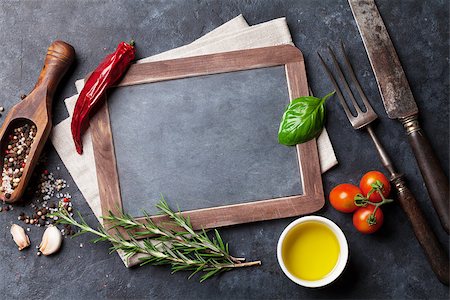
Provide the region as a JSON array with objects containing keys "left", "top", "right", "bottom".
[
  {"left": 39, "top": 225, "right": 63, "bottom": 255},
  {"left": 10, "top": 224, "right": 30, "bottom": 250}
]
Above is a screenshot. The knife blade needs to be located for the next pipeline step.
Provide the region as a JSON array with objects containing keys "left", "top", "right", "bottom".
[
  {"left": 348, "top": 0, "right": 417, "bottom": 119},
  {"left": 348, "top": 0, "right": 449, "bottom": 234}
]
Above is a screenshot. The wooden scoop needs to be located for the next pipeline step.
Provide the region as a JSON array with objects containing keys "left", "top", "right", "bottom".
[{"left": 0, "top": 41, "right": 75, "bottom": 203}]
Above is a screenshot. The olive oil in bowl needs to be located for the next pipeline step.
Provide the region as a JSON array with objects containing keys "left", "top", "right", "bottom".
[
  {"left": 282, "top": 222, "right": 340, "bottom": 280},
  {"left": 277, "top": 216, "right": 348, "bottom": 287}
]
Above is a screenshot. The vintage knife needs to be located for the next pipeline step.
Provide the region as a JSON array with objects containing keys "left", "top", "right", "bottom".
[{"left": 348, "top": 0, "right": 449, "bottom": 234}]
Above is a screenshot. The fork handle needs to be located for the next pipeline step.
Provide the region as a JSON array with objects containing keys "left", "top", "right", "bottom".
[
  {"left": 391, "top": 174, "right": 449, "bottom": 285},
  {"left": 400, "top": 115, "right": 449, "bottom": 234}
]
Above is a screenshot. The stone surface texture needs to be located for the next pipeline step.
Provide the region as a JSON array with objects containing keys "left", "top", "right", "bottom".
[{"left": 0, "top": 0, "right": 448, "bottom": 299}]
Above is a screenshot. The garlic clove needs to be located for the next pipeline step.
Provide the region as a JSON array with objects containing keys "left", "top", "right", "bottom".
[
  {"left": 10, "top": 224, "right": 30, "bottom": 251},
  {"left": 39, "top": 225, "right": 63, "bottom": 256}
]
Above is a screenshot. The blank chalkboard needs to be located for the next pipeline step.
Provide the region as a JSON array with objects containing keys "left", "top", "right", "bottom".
[
  {"left": 108, "top": 66, "right": 301, "bottom": 216},
  {"left": 91, "top": 45, "right": 324, "bottom": 234}
]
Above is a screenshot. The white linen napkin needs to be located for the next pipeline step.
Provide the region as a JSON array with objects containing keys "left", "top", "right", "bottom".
[{"left": 50, "top": 15, "right": 337, "bottom": 267}]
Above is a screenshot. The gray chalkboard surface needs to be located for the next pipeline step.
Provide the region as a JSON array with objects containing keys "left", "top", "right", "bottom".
[{"left": 108, "top": 66, "right": 302, "bottom": 216}]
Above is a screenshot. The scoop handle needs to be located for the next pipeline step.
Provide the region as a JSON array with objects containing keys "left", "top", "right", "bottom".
[{"left": 34, "top": 41, "right": 75, "bottom": 110}]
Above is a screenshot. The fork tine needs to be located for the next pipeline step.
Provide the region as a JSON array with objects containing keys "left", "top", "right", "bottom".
[
  {"left": 317, "top": 51, "right": 354, "bottom": 121},
  {"left": 339, "top": 41, "right": 374, "bottom": 112},
  {"left": 327, "top": 46, "right": 363, "bottom": 114}
]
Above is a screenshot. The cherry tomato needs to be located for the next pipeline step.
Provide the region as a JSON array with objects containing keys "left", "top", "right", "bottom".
[
  {"left": 353, "top": 205, "right": 384, "bottom": 234},
  {"left": 329, "top": 183, "right": 361, "bottom": 213},
  {"left": 359, "top": 171, "right": 391, "bottom": 203}
]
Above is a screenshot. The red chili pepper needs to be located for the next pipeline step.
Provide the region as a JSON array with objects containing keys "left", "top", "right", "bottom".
[{"left": 71, "top": 41, "right": 135, "bottom": 154}]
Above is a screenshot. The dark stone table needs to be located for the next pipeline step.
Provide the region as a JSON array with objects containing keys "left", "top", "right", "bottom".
[{"left": 0, "top": 1, "right": 448, "bottom": 298}]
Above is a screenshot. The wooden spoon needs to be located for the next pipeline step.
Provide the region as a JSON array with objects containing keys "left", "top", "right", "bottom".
[{"left": 0, "top": 41, "right": 75, "bottom": 203}]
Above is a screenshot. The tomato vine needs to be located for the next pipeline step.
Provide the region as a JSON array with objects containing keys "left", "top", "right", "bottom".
[{"left": 354, "top": 180, "right": 393, "bottom": 225}]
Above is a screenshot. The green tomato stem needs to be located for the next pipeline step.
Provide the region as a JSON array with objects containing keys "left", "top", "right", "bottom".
[
  {"left": 353, "top": 180, "right": 394, "bottom": 226},
  {"left": 365, "top": 183, "right": 393, "bottom": 226}
]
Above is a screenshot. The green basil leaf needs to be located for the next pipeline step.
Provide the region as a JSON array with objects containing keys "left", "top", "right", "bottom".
[{"left": 278, "top": 91, "right": 335, "bottom": 146}]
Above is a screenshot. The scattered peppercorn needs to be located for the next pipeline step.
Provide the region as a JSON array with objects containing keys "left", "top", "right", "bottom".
[{"left": 4, "top": 167, "right": 77, "bottom": 239}]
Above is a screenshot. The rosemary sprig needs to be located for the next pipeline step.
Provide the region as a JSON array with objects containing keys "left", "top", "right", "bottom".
[{"left": 52, "top": 197, "right": 261, "bottom": 282}]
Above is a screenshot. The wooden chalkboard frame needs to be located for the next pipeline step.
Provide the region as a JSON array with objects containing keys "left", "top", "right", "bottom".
[{"left": 91, "top": 45, "right": 324, "bottom": 236}]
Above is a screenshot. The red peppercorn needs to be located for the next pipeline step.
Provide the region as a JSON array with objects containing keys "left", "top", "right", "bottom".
[
  {"left": 21, "top": 162, "right": 26, "bottom": 168},
  {"left": 43, "top": 169, "right": 49, "bottom": 175}
]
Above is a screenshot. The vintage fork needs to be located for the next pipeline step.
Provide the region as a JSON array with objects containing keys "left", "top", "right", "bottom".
[{"left": 318, "top": 43, "right": 449, "bottom": 285}]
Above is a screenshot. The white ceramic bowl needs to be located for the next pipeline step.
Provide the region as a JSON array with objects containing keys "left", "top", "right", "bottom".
[{"left": 277, "top": 216, "right": 348, "bottom": 288}]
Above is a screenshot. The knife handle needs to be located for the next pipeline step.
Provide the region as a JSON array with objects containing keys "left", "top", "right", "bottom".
[
  {"left": 391, "top": 174, "right": 449, "bottom": 285},
  {"left": 401, "top": 115, "right": 450, "bottom": 234}
]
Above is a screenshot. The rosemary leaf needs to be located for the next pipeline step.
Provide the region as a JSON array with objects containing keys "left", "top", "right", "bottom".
[{"left": 52, "top": 197, "right": 261, "bottom": 282}]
